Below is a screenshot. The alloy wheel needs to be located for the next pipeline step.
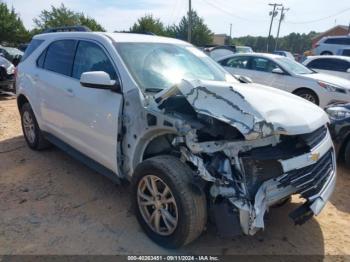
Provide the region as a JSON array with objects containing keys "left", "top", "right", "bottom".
[{"left": 137, "top": 175, "right": 178, "bottom": 236}]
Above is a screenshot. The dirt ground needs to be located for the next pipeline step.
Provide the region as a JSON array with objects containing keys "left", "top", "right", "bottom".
[{"left": 0, "top": 94, "right": 349, "bottom": 255}]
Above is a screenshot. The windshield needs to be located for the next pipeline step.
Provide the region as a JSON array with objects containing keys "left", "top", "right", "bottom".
[
  {"left": 276, "top": 57, "right": 313, "bottom": 75},
  {"left": 115, "top": 43, "right": 236, "bottom": 92},
  {"left": 236, "top": 46, "right": 253, "bottom": 53}
]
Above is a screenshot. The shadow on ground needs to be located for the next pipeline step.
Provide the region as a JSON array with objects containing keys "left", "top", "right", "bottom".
[{"left": 0, "top": 135, "right": 336, "bottom": 255}]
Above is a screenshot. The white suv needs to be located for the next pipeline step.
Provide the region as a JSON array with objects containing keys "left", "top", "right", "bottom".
[
  {"left": 314, "top": 35, "right": 350, "bottom": 55},
  {"left": 17, "top": 31, "right": 336, "bottom": 248}
]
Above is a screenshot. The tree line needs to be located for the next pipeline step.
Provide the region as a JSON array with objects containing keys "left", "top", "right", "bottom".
[{"left": 0, "top": 1, "right": 317, "bottom": 53}]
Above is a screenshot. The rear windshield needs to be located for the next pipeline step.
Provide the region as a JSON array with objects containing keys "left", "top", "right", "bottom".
[{"left": 21, "top": 39, "right": 44, "bottom": 62}]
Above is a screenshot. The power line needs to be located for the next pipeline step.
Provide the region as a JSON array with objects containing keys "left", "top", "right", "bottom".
[
  {"left": 285, "top": 7, "right": 350, "bottom": 24},
  {"left": 201, "top": 0, "right": 267, "bottom": 23}
]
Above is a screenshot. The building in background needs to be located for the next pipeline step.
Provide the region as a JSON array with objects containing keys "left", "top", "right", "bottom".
[
  {"left": 213, "top": 34, "right": 229, "bottom": 45},
  {"left": 312, "top": 25, "right": 350, "bottom": 48}
]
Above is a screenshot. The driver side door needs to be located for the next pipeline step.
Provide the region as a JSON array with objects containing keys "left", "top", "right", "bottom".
[{"left": 60, "top": 40, "right": 123, "bottom": 173}]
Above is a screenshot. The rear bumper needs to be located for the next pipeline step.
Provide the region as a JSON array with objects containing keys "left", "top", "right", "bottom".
[{"left": 0, "top": 79, "right": 15, "bottom": 92}]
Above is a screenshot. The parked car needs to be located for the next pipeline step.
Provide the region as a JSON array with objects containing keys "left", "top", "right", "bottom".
[
  {"left": 17, "top": 31, "right": 336, "bottom": 248},
  {"left": 303, "top": 55, "right": 350, "bottom": 80},
  {"left": 273, "top": 50, "right": 295, "bottom": 60},
  {"left": 0, "top": 56, "right": 15, "bottom": 93},
  {"left": 337, "top": 48, "right": 350, "bottom": 57},
  {"left": 326, "top": 103, "right": 350, "bottom": 168},
  {"left": 0, "top": 46, "right": 23, "bottom": 66},
  {"left": 236, "top": 45, "right": 253, "bottom": 53},
  {"left": 204, "top": 45, "right": 236, "bottom": 61},
  {"left": 313, "top": 35, "right": 350, "bottom": 55},
  {"left": 217, "top": 53, "right": 350, "bottom": 107}
]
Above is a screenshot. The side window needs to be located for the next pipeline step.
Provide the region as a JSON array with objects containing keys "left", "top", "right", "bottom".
[
  {"left": 224, "top": 56, "right": 250, "bottom": 69},
  {"left": 325, "top": 38, "right": 350, "bottom": 45},
  {"left": 308, "top": 59, "right": 328, "bottom": 69},
  {"left": 72, "top": 41, "right": 117, "bottom": 80},
  {"left": 36, "top": 49, "right": 46, "bottom": 68},
  {"left": 331, "top": 59, "right": 350, "bottom": 72},
  {"left": 250, "top": 57, "right": 279, "bottom": 72},
  {"left": 21, "top": 39, "right": 44, "bottom": 62},
  {"left": 44, "top": 40, "right": 77, "bottom": 76},
  {"left": 309, "top": 58, "right": 349, "bottom": 72}
]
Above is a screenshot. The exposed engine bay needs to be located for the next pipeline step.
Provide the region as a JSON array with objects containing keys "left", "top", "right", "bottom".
[{"left": 121, "top": 79, "right": 336, "bottom": 237}]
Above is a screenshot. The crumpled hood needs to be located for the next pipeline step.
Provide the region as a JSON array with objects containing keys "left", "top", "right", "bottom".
[
  {"left": 177, "top": 79, "right": 329, "bottom": 140},
  {"left": 297, "top": 72, "right": 350, "bottom": 89}
]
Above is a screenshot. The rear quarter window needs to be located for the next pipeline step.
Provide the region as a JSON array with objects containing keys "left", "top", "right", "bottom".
[{"left": 20, "top": 39, "right": 44, "bottom": 62}]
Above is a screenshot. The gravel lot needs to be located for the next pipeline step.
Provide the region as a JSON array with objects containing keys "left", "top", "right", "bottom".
[{"left": 0, "top": 94, "right": 349, "bottom": 255}]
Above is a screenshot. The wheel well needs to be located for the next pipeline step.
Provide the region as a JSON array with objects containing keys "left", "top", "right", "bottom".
[
  {"left": 338, "top": 133, "right": 350, "bottom": 162},
  {"left": 142, "top": 134, "right": 176, "bottom": 161},
  {"left": 17, "top": 94, "right": 29, "bottom": 111},
  {"left": 321, "top": 51, "right": 332, "bottom": 55},
  {"left": 292, "top": 88, "right": 319, "bottom": 105}
]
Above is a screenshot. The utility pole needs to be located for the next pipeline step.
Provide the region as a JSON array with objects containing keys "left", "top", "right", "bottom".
[
  {"left": 229, "top": 23, "right": 232, "bottom": 39},
  {"left": 267, "top": 3, "right": 282, "bottom": 52},
  {"left": 188, "top": 0, "right": 192, "bottom": 43},
  {"left": 274, "top": 6, "right": 289, "bottom": 51}
]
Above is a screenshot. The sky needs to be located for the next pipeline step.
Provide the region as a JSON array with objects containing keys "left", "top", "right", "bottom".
[{"left": 4, "top": 0, "right": 350, "bottom": 37}]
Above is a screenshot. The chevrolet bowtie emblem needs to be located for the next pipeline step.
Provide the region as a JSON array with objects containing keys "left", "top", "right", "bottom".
[{"left": 310, "top": 152, "right": 320, "bottom": 161}]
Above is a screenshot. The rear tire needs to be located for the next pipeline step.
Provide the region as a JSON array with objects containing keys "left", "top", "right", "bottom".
[
  {"left": 20, "top": 103, "right": 51, "bottom": 150},
  {"left": 294, "top": 89, "right": 319, "bottom": 105},
  {"left": 132, "top": 155, "right": 207, "bottom": 248},
  {"left": 321, "top": 51, "right": 332, "bottom": 55}
]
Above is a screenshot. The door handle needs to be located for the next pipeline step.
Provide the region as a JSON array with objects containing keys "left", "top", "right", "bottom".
[{"left": 64, "top": 88, "right": 75, "bottom": 97}]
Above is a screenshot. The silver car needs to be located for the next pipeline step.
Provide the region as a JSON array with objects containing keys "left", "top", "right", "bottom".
[{"left": 218, "top": 53, "right": 350, "bottom": 108}]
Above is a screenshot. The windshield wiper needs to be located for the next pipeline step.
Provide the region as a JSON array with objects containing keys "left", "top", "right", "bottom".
[{"left": 145, "top": 88, "right": 164, "bottom": 93}]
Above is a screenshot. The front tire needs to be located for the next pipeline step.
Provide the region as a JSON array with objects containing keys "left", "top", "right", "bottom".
[
  {"left": 132, "top": 155, "right": 207, "bottom": 248},
  {"left": 20, "top": 103, "right": 50, "bottom": 150},
  {"left": 294, "top": 89, "right": 319, "bottom": 105}
]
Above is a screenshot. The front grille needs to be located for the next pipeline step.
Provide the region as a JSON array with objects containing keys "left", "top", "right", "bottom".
[
  {"left": 300, "top": 126, "right": 327, "bottom": 149},
  {"left": 277, "top": 149, "right": 334, "bottom": 199}
]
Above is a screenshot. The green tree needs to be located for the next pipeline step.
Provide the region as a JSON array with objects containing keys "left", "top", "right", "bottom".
[
  {"left": 169, "top": 11, "right": 213, "bottom": 46},
  {"left": 232, "top": 31, "right": 318, "bottom": 54},
  {"left": 130, "top": 14, "right": 166, "bottom": 35},
  {"left": 0, "top": 2, "right": 30, "bottom": 45},
  {"left": 33, "top": 3, "right": 105, "bottom": 32}
]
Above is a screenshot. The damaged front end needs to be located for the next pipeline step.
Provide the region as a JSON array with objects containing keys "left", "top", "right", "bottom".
[{"left": 151, "top": 79, "right": 336, "bottom": 237}]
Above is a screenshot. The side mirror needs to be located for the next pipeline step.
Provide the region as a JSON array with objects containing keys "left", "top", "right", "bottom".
[
  {"left": 272, "top": 68, "right": 284, "bottom": 74},
  {"left": 80, "top": 71, "right": 121, "bottom": 92},
  {"left": 234, "top": 74, "right": 253, "bottom": 83}
]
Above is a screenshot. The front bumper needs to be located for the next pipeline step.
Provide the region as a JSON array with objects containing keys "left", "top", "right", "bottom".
[{"left": 234, "top": 129, "right": 336, "bottom": 235}]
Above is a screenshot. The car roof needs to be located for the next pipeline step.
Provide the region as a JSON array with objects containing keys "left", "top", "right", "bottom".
[
  {"left": 217, "top": 52, "right": 282, "bottom": 62},
  {"left": 305, "top": 55, "right": 350, "bottom": 62},
  {"left": 34, "top": 31, "right": 189, "bottom": 45},
  {"left": 324, "top": 35, "right": 350, "bottom": 39}
]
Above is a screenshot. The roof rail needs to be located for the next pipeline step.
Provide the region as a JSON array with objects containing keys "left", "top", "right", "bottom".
[{"left": 42, "top": 26, "right": 91, "bottom": 33}]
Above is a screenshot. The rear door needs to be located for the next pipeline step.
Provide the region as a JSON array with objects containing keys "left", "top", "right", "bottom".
[{"left": 36, "top": 39, "right": 78, "bottom": 138}]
